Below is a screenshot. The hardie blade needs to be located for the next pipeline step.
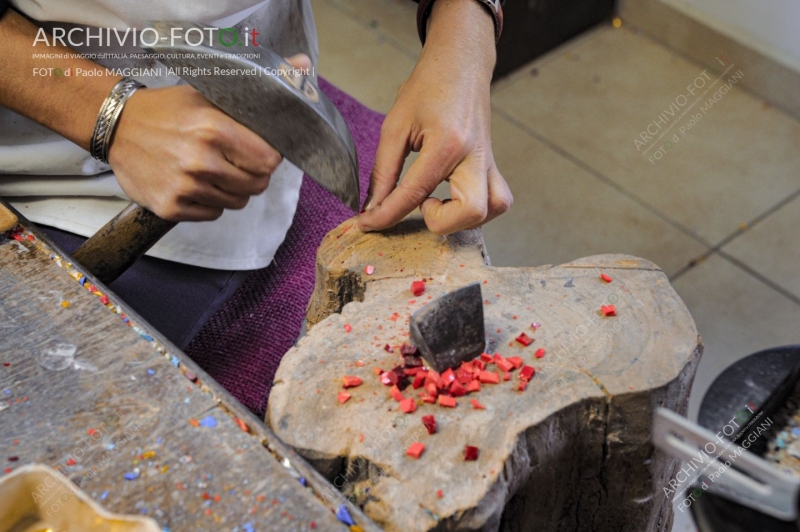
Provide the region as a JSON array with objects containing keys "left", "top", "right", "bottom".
[
  {"left": 410, "top": 282, "right": 485, "bottom": 372},
  {"left": 143, "top": 21, "right": 360, "bottom": 211}
]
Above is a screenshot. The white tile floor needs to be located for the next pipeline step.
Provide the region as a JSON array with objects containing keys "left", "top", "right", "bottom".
[{"left": 311, "top": 1, "right": 800, "bottom": 530}]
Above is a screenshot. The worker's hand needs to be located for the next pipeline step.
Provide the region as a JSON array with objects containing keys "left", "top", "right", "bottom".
[
  {"left": 358, "top": 0, "right": 512, "bottom": 235},
  {"left": 109, "top": 54, "right": 311, "bottom": 222}
]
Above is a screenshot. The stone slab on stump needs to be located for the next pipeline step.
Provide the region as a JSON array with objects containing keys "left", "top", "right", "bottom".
[{"left": 268, "top": 217, "right": 702, "bottom": 532}]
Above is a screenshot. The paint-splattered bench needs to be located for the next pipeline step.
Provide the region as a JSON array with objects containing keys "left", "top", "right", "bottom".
[
  {"left": 268, "top": 217, "right": 703, "bottom": 532},
  {"left": 0, "top": 201, "right": 377, "bottom": 531}
]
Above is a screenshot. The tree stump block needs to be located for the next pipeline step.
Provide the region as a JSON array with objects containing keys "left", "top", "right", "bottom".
[{"left": 268, "top": 217, "right": 702, "bottom": 532}]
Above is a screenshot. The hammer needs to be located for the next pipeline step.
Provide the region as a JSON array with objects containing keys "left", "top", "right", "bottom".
[{"left": 72, "top": 21, "right": 360, "bottom": 285}]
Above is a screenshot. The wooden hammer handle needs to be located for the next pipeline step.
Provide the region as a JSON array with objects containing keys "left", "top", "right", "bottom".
[
  {"left": 72, "top": 203, "right": 177, "bottom": 285},
  {"left": 0, "top": 201, "right": 18, "bottom": 233}
]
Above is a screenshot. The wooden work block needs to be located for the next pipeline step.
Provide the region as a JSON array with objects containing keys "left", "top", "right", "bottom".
[{"left": 269, "top": 217, "right": 702, "bottom": 532}]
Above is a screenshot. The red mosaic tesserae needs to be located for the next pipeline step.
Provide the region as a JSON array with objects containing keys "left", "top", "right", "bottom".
[
  {"left": 601, "top": 304, "right": 617, "bottom": 317},
  {"left": 422, "top": 415, "right": 437, "bottom": 434},
  {"left": 507, "top": 356, "right": 524, "bottom": 369},
  {"left": 337, "top": 392, "right": 351, "bottom": 404},
  {"left": 520, "top": 366, "right": 536, "bottom": 382},
  {"left": 478, "top": 371, "right": 500, "bottom": 385},
  {"left": 341, "top": 376, "right": 362, "bottom": 388},
  {"left": 464, "top": 445, "right": 479, "bottom": 461},
  {"left": 534, "top": 348, "right": 546, "bottom": 359},
  {"left": 411, "top": 280, "right": 426, "bottom": 296},
  {"left": 515, "top": 332, "right": 534, "bottom": 346},
  {"left": 390, "top": 385, "right": 405, "bottom": 402},
  {"left": 406, "top": 442, "right": 426, "bottom": 459},
  {"left": 438, "top": 395, "right": 456, "bottom": 408},
  {"left": 400, "top": 397, "right": 417, "bottom": 414},
  {"left": 600, "top": 273, "right": 613, "bottom": 283},
  {"left": 470, "top": 399, "right": 485, "bottom": 410}
]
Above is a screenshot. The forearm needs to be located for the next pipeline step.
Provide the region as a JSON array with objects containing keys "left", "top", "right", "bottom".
[
  {"left": 421, "top": 0, "right": 497, "bottom": 84},
  {"left": 0, "top": 10, "right": 121, "bottom": 151}
]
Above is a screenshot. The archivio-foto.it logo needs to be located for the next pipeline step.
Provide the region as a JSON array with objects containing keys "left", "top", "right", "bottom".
[{"left": 32, "top": 26, "right": 260, "bottom": 48}]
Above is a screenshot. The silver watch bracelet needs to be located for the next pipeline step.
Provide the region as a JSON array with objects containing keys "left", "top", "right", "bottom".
[{"left": 89, "top": 77, "right": 144, "bottom": 164}]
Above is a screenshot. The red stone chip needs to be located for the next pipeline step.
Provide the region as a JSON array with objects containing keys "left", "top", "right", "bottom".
[
  {"left": 470, "top": 399, "right": 486, "bottom": 410},
  {"left": 341, "top": 376, "right": 362, "bottom": 388},
  {"left": 400, "top": 397, "right": 417, "bottom": 414},
  {"left": 407, "top": 442, "right": 426, "bottom": 459},
  {"left": 438, "top": 395, "right": 456, "bottom": 408},
  {"left": 478, "top": 371, "right": 500, "bottom": 385},
  {"left": 515, "top": 333, "right": 534, "bottom": 346},
  {"left": 411, "top": 280, "right": 426, "bottom": 296},
  {"left": 520, "top": 366, "right": 536, "bottom": 382},
  {"left": 601, "top": 304, "right": 617, "bottom": 316},
  {"left": 534, "top": 348, "right": 546, "bottom": 359},
  {"left": 600, "top": 273, "right": 613, "bottom": 283},
  {"left": 495, "top": 357, "right": 513, "bottom": 372},
  {"left": 449, "top": 380, "right": 467, "bottom": 397},
  {"left": 337, "top": 392, "right": 351, "bottom": 404},
  {"left": 464, "top": 445, "right": 480, "bottom": 461},
  {"left": 390, "top": 385, "right": 405, "bottom": 402},
  {"left": 507, "top": 356, "right": 524, "bottom": 369},
  {"left": 422, "top": 415, "right": 437, "bottom": 434}
]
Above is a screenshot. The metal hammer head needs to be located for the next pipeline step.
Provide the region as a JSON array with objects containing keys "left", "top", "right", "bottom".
[
  {"left": 143, "top": 21, "right": 360, "bottom": 211},
  {"left": 410, "top": 282, "right": 485, "bottom": 373}
]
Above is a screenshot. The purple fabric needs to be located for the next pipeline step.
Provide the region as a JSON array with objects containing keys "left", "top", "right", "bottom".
[{"left": 184, "top": 78, "right": 383, "bottom": 417}]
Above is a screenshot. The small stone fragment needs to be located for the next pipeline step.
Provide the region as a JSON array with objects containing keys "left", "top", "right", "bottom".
[
  {"left": 336, "top": 504, "right": 355, "bottom": 526},
  {"left": 515, "top": 333, "right": 534, "bottom": 346},
  {"left": 507, "top": 356, "right": 523, "bottom": 369},
  {"left": 338, "top": 391, "right": 352, "bottom": 404},
  {"left": 411, "top": 280, "right": 426, "bottom": 296},
  {"left": 390, "top": 385, "right": 405, "bottom": 402},
  {"left": 520, "top": 366, "right": 536, "bottom": 381},
  {"left": 400, "top": 397, "right": 417, "bottom": 414},
  {"left": 601, "top": 305, "right": 616, "bottom": 316},
  {"left": 406, "top": 442, "right": 426, "bottom": 459},
  {"left": 478, "top": 371, "right": 499, "bottom": 385},
  {"left": 422, "top": 415, "right": 437, "bottom": 434},
  {"left": 464, "top": 445, "right": 479, "bottom": 461},
  {"left": 342, "top": 376, "right": 363, "bottom": 388},
  {"left": 601, "top": 273, "right": 613, "bottom": 283},
  {"left": 470, "top": 399, "right": 485, "bottom": 410},
  {"left": 534, "top": 348, "right": 546, "bottom": 359},
  {"left": 438, "top": 395, "right": 456, "bottom": 408}
]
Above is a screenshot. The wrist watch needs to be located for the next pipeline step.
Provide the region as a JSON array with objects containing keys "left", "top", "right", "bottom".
[{"left": 414, "top": 0, "right": 504, "bottom": 45}]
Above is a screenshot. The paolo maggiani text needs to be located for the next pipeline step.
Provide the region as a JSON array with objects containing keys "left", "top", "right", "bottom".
[{"left": 32, "top": 66, "right": 312, "bottom": 77}]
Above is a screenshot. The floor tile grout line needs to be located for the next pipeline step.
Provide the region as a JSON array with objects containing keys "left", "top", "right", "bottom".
[
  {"left": 708, "top": 186, "right": 800, "bottom": 251},
  {"left": 323, "top": 0, "right": 421, "bottom": 62},
  {"left": 491, "top": 105, "right": 717, "bottom": 250},
  {"left": 669, "top": 186, "right": 800, "bottom": 283},
  {"left": 626, "top": 24, "right": 800, "bottom": 127},
  {"left": 717, "top": 250, "right": 800, "bottom": 307}
]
